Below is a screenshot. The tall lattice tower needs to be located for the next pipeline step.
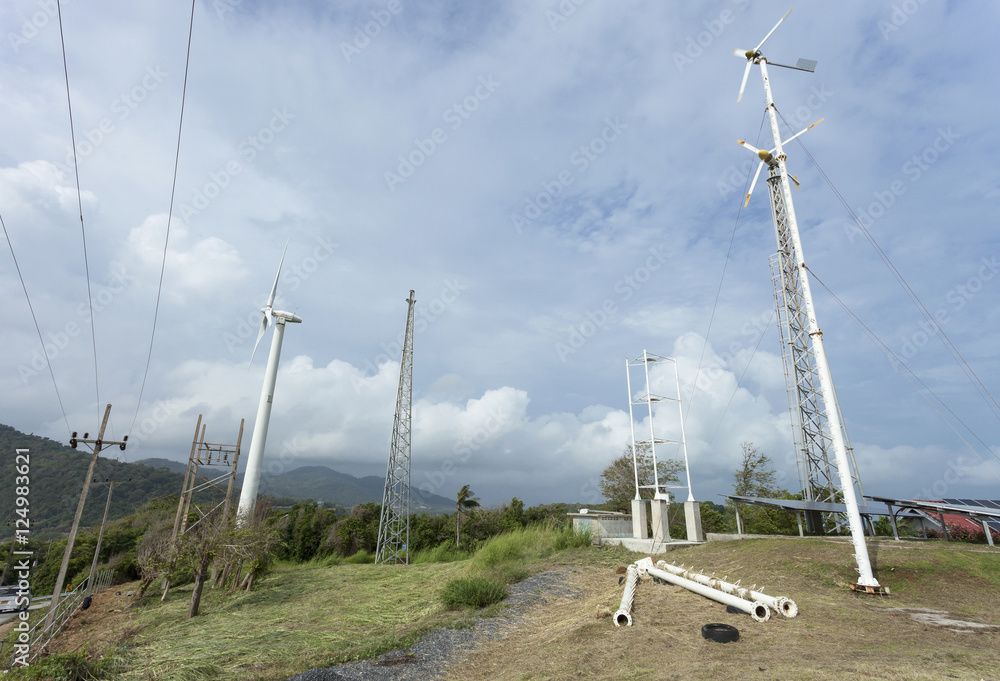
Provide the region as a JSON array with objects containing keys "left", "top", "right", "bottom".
[
  {"left": 766, "top": 165, "right": 864, "bottom": 535},
  {"left": 376, "top": 290, "right": 416, "bottom": 565}
]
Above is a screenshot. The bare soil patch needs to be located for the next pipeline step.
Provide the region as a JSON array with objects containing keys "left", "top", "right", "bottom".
[{"left": 449, "top": 539, "right": 1000, "bottom": 681}]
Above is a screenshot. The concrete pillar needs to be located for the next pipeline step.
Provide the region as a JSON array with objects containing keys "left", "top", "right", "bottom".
[
  {"left": 631, "top": 498, "right": 649, "bottom": 539},
  {"left": 684, "top": 500, "right": 704, "bottom": 542},
  {"left": 650, "top": 499, "right": 671, "bottom": 542}
]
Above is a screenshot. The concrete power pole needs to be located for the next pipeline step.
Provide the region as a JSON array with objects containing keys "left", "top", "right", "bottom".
[{"left": 45, "top": 404, "right": 127, "bottom": 629}]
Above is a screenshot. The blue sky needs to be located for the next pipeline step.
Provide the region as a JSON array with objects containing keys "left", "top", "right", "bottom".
[{"left": 1, "top": 0, "right": 998, "bottom": 508}]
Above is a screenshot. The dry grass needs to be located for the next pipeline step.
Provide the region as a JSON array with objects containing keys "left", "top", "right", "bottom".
[{"left": 449, "top": 538, "right": 1000, "bottom": 681}]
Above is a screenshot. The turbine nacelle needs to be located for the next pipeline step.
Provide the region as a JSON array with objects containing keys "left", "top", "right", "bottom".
[
  {"left": 249, "top": 242, "right": 301, "bottom": 367},
  {"left": 737, "top": 118, "right": 822, "bottom": 206}
]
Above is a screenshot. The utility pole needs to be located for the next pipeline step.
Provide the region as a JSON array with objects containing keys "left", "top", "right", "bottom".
[
  {"left": 87, "top": 458, "right": 128, "bottom": 594},
  {"left": 45, "top": 404, "right": 127, "bottom": 629}
]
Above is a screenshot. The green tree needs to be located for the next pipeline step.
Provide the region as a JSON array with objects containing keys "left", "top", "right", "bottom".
[
  {"left": 599, "top": 443, "right": 684, "bottom": 513},
  {"left": 728, "top": 442, "right": 798, "bottom": 535},
  {"left": 455, "top": 485, "right": 480, "bottom": 548}
]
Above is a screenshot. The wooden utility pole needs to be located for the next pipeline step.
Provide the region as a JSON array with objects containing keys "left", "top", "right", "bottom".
[
  {"left": 44, "top": 404, "right": 127, "bottom": 629},
  {"left": 87, "top": 457, "right": 124, "bottom": 594}
]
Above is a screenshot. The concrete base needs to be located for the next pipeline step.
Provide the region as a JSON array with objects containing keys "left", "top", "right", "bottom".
[
  {"left": 598, "top": 537, "right": 703, "bottom": 554},
  {"left": 684, "top": 500, "right": 704, "bottom": 542},
  {"left": 650, "top": 499, "right": 671, "bottom": 542},
  {"left": 631, "top": 498, "right": 649, "bottom": 539}
]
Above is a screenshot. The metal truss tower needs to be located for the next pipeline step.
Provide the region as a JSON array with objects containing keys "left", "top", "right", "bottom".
[
  {"left": 734, "top": 13, "right": 882, "bottom": 589},
  {"left": 766, "top": 165, "right": 864, "bottom": 535},
  {"left": 376, "top": 290, "right": 416, "bottom": 565},
  {"left": 625, "top": 351, "right": 694, "bottom": 503}
]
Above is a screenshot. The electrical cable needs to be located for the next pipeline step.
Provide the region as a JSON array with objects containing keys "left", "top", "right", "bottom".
[
  {"left": 1, "top": 213, "right": 72, "bottom": 435},
  {"left": 129, "top": 0, "right": 197, "bottom": 438},
  {"left": 686, "top": 112, "right": 767, "bottom": 425},
  {"left": 777, "top": 108, "right": 1000, "bottom": 424},
  {"left": 807, "top": 267, "right": 1000, "bottom": 481},
  {"left": 56, "top": 0, "right": 101, "bottom": 422}
]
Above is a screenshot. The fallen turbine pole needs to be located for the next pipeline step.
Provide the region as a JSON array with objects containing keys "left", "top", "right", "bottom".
[
  {"left": 613, "top": 565, "right": 638, "bottom": 627},
  {"left": 637, "top": 560, "right": 771, "bottom": 623},
  {"left": 656, "top": 560, "right": 798, "bottom": 618}
]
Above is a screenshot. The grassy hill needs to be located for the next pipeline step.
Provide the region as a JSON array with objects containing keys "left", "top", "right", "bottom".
[
  {"left": 0, "top": 425, "right": 195, "bottom": 537},
  {"left": 12, "top": 535, "right": 1000, "bottom": 680},
  {"left": 0, "top": 423, "right": 453, "bottom": 538}
]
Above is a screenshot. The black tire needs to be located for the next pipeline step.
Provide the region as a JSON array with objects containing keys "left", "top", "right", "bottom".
[
  {"left": 725, "top": 604, "right": 746, "bottom": 615},
  {"left": 81, "top": 595, "right": 93, "bottom": 611},
  {"left": 702, "top": 623, "right": 740, "bottom": 643}
]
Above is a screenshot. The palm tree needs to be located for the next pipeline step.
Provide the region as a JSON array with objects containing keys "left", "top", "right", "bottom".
[{"left": 455, "top": 484, "right": 480, "bottom": 548}]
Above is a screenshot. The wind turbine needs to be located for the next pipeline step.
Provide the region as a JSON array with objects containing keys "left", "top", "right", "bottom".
[
  {"left": 733, "top": 9, "right": 884, "bottom": 593},
  {"left": 235, "top": 244, "right": 302, "bottom": 522},
  {"left": 737, "top": 117, "right": 823, "bottom": 206}
]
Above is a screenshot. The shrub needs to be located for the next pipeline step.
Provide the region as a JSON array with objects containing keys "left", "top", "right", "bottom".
[{"left": 441, "top": 577, "right": 508, "bottom": 609}]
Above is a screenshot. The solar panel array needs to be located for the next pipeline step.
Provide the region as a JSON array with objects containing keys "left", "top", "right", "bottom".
[{"left": 942, "top": 499, "right": 1000, "bottom": 534}]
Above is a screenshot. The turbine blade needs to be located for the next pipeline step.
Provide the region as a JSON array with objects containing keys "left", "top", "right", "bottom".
[
  {"left": 781, "top": 118, "right": 824, "bottom": 146},
  {"left": 744, "top": 161, "right": 765, "bottom": 207},
  {"left": 731, "top": 47, "right": 748, "bottom": 57},
  {"left": 737, "top": 139, "right": 762, "bottom": 155},
  {"left": 249, "top": 314, "right": 267, "bottom": 369},
  {"left": 790, "top": 174, "right": 801, "bottom": 190},
  {"left": 736, "top": 61, "right": 752, "bottom": 104},
  {"left": 267, "top": 241, "right": 289, "bottom": 310},
  {"left": 755, "top": 8, "right": 792, "bottom": 52}
]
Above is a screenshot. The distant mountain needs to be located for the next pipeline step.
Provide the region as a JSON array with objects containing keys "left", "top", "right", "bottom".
[
  {"left": 133, "top": 457, "right": 189, "bottom": 475},
  {"left": 246, "top": 464, "right": 455, "bottom": 514},
  {"left": 0, "top": 424, "right": 192, "bottom": 537}
]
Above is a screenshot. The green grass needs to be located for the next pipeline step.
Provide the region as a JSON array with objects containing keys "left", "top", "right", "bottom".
[{"left": 441, "top": 577, "right": 508, "bottom": 609}]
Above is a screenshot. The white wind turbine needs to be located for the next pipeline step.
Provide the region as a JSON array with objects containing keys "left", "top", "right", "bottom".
[{"left": 236, "top": 244, "right": 302, "bottom": 522}]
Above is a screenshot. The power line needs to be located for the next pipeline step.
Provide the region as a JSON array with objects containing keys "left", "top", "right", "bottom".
[
  {"left": 776, "top": 108, "right": 1000, "bottom": 424},
  {"left": 1, "top": 213, "right": 71, "bottom": 435},
  {"left": 807, "top": 267, "right": 1000, "bottom": 480},
  {"left": 56, "top": 0, "right": 100, "bottom": 422},
  {"left": 686, "top": 112, "right": 768, "bottom": 425},
  {"left": 130, "top": 0, "right": 198, "bottom": 437}
]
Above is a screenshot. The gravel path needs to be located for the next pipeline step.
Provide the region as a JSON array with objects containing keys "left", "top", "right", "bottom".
[{"left": 285, "top": 569, "right": 581, "bottom": 681}]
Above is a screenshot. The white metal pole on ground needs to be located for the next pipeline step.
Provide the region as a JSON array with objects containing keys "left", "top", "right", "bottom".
[
  {"left": 237, "top": 319, "right": 287, "bottom": 523},
  {"left": 758, "top": 58, "right": 879, "bottom": 589},
  {"left": 642, "top": 563, "right": 770, "bottom": 622},
  {"left": 614, "top": 565, "right": 639, "bottom": 627},
  {"left": 656, "top": 560, "right": 797, "bottom": 617}
]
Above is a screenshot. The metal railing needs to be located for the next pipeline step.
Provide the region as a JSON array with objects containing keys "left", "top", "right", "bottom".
[{"left": 2, "top": 568, "right": 114, "bottom": 670}]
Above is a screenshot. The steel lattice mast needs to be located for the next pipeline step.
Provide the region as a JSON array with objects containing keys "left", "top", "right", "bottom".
[
  {"left": 767, "top": 165, "right": 864, "bottom": 535},
  {"left": 734, "top": 10, "right": 882, "bottom": 590},
  {"left": 376, "top": 290, "right": 415, "bottom": 565}
]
